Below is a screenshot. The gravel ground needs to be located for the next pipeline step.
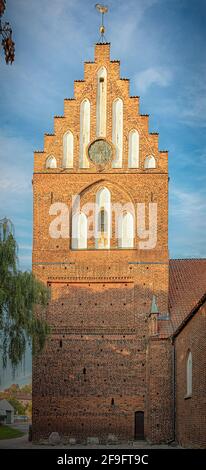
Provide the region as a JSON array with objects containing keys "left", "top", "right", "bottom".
[{"left": 0, "top": 433, "right": 180, "bottom": 449}]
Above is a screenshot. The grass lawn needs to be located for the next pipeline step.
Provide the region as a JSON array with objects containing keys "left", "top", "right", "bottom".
[{"left": 0, "top": 425, "right": 24, "bottom": 440}]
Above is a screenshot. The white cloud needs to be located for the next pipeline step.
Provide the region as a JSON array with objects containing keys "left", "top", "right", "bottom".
[
  {"left": 109, "top": 0, "right": 160, "bottom": 57},
  {"left": 0, "top": 174, "right": 30, "bottom": 194},
  {"left": 179, "top": 70, "right": 206, "bottom": 126},
  {"left": 170, "top": 185, "right": 206, "bottom": 257},
  {"left": 0, "top": 133, "right": 31, "bottom": 194},
  {"left": 18, "top": 253, "right": 32, "bottom": 266},
  {"left": 0, "top": 131, "right": 32, "bottom": 270},
  {"left": 0, "top": 0, "right": 89, "bottom": 126},
  {"left": 135, "top": 66, "right": 173, "bottom": 93},
  {"left": 171, "top": 187, "right": 206, "bottom": 224},
  {"left": 146, "top": 66, "right": 206, "bottom": 127},
  {"left": 19, "top": 244, "right": 32, "bottom": 251}
]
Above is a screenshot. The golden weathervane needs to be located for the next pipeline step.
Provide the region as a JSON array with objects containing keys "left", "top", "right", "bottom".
[{"left": 95, "top": 4, "right": 108, "bottom": 43}]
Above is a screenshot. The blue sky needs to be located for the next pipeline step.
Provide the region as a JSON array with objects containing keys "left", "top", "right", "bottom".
[{"left": 0, "top": 0, "right": 206, "bottom": 387}]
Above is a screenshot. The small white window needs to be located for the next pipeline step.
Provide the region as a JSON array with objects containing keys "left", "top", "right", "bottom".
[
  {"left": 63, "top": 131, "right": 73, "bottom": 168},
  {"left": 144, "top": 155, "right": 156, "bottom": 169},
  {"left": 186, "top": 351, "right": 192, "bottom": 396},
  {"left": 46, "top": 155, "right": 57, "bottom": 169}
]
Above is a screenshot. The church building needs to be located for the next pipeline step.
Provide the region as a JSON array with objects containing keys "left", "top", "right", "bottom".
[{"left": 32, "top": 42, "right": 206, "bottom": 447}]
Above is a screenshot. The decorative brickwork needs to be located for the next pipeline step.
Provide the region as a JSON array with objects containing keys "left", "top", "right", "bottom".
[{"left": 32, "top": 43, "right": 180, "bottom": 444}]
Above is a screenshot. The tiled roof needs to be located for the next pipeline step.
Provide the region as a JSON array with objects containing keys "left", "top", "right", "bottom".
[
  {"left": 0, "top": 399, "right": 14, "bottom": 411},
  {"left": 157, "top": 318, "right": 173, "bottom": 338},
  {"left": 169, "top": 259, "right": 206, "bottom": 333}
]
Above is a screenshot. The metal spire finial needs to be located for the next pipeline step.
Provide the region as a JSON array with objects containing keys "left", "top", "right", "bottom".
[
  {"left": 150, "top": 295, "right": 159, "bottom": 315},
  {"left": 95, "top": 4, "right": 108, "bottom": 43}
]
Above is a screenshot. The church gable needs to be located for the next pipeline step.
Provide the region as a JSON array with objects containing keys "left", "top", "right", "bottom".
[{"left": 34, "top": 43, "right": 168, "bottom": 175}]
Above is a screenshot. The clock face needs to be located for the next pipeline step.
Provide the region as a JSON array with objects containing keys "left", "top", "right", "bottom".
[{"left": 88, "top": 139, "right": 113, "bottom": 166}]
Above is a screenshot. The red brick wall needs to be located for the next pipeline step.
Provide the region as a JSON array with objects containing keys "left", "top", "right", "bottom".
[
  {"left": 175, "top": 301, "right": 206, "bottom": 448},
  {"left": 33, "top": 331, "right": 146, "bottom": 440},
  {"left": 32, "top": 270, "right": 172, "bottom": 441},
  {"left": 146, "top": 338, "right": 174, "bottom": 443}
]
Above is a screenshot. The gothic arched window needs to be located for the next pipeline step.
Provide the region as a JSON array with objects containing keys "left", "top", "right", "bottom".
[
  {"left": 63, "top": 130, "right": 73, "bottom": 168},
  {"left": 118, "top": 211, "right": 134, "bottom": 248},
  {"left": 186, "top": 351, "right": 192, "bottom": 397},
  {"left": 72, "top": 212, "right": 87, "bottom": 249},
  {"left": 95, "top": 187, "right": 111, "bottom": 249},
  {"left": 46, "top": 155, "right": 57, "bottom": 169},
  {"left": 80, "top": 99, "right": 90, "bottom": 168},
  {"left": 98, "top": 208, "right": 108, "bottom": 234},
  {"left": 96, "top": 66, "right": 107, "bottom": 137},
  {"left": 128, "top": 129, "right": 139, "bottom": 168},
  {"left": 112, "top": 98, "right": 123, "bottom": 168},
  {"left": 144, "top": 155, "right": 156, "bottom": 169}
]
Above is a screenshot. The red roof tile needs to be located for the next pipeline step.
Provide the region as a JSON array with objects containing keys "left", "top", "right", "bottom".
[{"left": 169, "top": 259, "right": 206, "bottom": 333}]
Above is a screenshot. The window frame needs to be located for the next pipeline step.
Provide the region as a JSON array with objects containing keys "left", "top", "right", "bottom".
[{"left": 185, "top": 350, "right": 192, "bottom": 399}]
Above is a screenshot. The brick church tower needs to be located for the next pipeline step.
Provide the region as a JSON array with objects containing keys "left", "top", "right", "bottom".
[{"left": 32, "top": 43, "right": 173, "bottom": 443}]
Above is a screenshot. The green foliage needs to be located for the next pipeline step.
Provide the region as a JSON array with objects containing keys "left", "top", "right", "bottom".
[
  {"left": 20, "top": 383, "right": 32, "bottom": 394},
  {"left": 25, "top": 401, "right": 32, "bottom": 418},
  {"left": 0, "top": 219, "right": 50, "bottom": 369},
  {"left": 0, "top": 425, "right": 24, "bottom": 440},
  {"left": 4, "top": 383, "right": 20, "bottom": 394},
  {"left": 8, "top": 398, "right": 26, "bottom": 415}
]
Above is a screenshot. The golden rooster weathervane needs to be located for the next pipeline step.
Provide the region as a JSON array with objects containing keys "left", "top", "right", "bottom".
[{"left": 95, "top": 4, "right": 108, "bottom": 43}]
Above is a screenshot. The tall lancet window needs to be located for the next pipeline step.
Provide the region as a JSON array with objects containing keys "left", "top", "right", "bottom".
[
  {"left": 186, "top": 351, "right": 192, "bottom": 397},
  {"left": 112, "top": 98, "right": 123, "bottom": 168},
  {"left": 96, "top": 67, "right": 107, "bottom": 137},
  {"left": 118, "top": 211, "right": 134, "bottom": 248},
  {"left": 63, "top": 131, "right": 73, "bottom": 168},
  {"left": 100, "top": 208, "right": 108, "bottom": 233},
  {"left": 95, "top": 187, "right": 111, "bottom": 249},
  {"left": 72, "top": 212, "right": 87, "bottom": 249},
  {"left": 80, "top": 99, "right": 90, "bottom": 168},
  {"left": 128, "top": 129, "right": 139, "bottom": 168}
]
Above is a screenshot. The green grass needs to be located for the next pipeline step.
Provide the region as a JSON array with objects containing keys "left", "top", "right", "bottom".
[{"left": 0, "top": 424, "right": 24, "bottom": 440}]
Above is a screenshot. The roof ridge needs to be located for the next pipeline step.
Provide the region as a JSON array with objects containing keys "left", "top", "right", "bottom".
[{"left": 170, "top": 258, "right": 206, "bottom": 261}]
